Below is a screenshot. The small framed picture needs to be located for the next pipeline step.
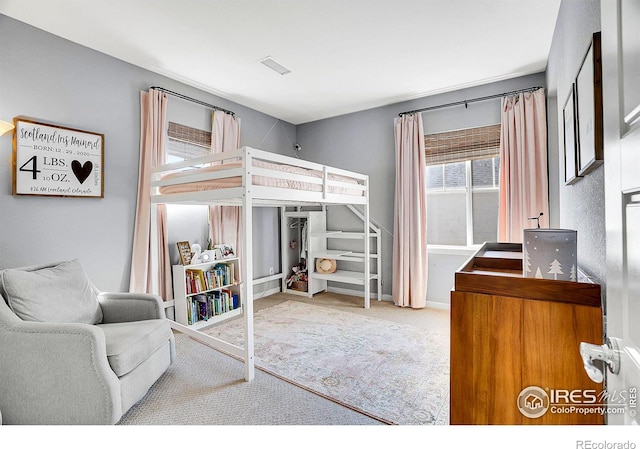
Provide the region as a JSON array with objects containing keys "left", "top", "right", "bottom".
[
  {"left": 575, "top": 32, "right": 603, "bottom": 176},
  {"left": 176, "top": 241, "right": 192, "bottom": 265},
  {"left": 214, "top": 243, "right": 235, "bottom": 259},
  {"left": 563, "top": 85, "right": 580, "bottom": 185}
]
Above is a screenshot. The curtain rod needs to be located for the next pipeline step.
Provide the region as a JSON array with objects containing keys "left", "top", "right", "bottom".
[
  {"left": 149, "top": 86, "right": 235, "bottom": 116},
  {"left": 398, "top": 86, "right": 543, "bottom": 117}
]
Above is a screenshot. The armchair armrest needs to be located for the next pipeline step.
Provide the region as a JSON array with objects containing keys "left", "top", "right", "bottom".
[
  {"left": 0, "top": 319, "right": 121, "bottom": 424},
  {"left": 98, "top": 292, "right": 165, "bottom": 323}
]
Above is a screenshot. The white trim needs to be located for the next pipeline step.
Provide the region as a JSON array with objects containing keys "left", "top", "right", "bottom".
[
  {"left": 327, "top": 286, "right": 451, "bottom": 311},
  {"left": 253, "top": 273, "right": 283, "bottom": 285},
  {"left": 253, "top": 286, "right": 281, "bottom": 299},
  {"left": 426, "top": 186, "right": 499, "bottom": 194},
  {"left": 426, "top": 300, "right": 451, "bottom": 311},
  {"left": 465, "top": 160, "right": 473, "bottom": 246},
  {"left": 425, "top": 187, "right": 467, "bottom": 194},
  {"left": 427, "top": 244, "right": 479, "bottom": 256},
  {"left": 328, "top": 286, "right": 388, "bottom": 301},
  {"left": 624, "top": 103, "right": 640, "bottom": 127}
]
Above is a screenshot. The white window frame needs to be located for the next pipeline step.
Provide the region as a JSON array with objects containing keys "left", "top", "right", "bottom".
[{"left": 426, "top": 158, "right": 499, "bottom": 251}]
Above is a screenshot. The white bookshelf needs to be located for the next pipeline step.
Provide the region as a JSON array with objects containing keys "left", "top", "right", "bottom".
[{"left": 172, "top": 257, "right": 241, "bottom": 330}]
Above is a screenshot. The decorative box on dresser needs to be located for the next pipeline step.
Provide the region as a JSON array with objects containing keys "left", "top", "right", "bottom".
[{"left": 450, "top": 242, "right": 603, "bottom": 425}]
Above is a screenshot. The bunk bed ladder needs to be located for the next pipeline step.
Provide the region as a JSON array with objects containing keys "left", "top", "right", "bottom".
[{"left": 345, "top": 204, "right": 382, "bottom": 303}]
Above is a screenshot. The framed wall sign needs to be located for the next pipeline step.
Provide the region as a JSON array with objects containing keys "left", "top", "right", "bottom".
[
  {"left": 575, "top": 32, "right": 603, "bottom": 176},
  {"left": 12, "top": 118, "right": 104, "bottom": 197},
  {"left": 563, "top": 85, "right": 580, "bottom": 185},
  {"left": 176, "top": 241, "right": 193, "bottom": 265}
]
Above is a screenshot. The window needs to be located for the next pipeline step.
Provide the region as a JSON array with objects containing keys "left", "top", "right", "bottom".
[
  {"left": 425, "top": 124, "right": 501, "bottom": 247},
  {"left": 166, "top": 122, "right": 211, "bottom": 164}
]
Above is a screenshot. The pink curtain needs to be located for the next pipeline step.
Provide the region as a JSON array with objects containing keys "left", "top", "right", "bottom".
[
  {"left": 392, "top": 114, "right": 428, "bottom": 308},
  {"left": 498, "top": 88, "right": 549, "bottom": 243},
  {"left": 129, "top": 89, "right": 172, "bottom": 300},
  {"left": 208, "top": 111, "right": 241, "bottom": 267},
  {"left": 212, "top": 111, "right": 241, "bottom": 155}
]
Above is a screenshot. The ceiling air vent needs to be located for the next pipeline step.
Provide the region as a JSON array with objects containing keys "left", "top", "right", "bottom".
[{"left": 260, "top": 56, "right": 291, "bottom": 75}]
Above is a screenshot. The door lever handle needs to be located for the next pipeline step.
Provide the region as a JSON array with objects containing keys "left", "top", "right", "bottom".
[{"left": 579, "top": 337, "right": 620, "bottom": 383}]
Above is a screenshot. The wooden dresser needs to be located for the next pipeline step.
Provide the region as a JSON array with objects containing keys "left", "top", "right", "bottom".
[{"left": 450, "top": 243, "right": 604, "bottom": 425}]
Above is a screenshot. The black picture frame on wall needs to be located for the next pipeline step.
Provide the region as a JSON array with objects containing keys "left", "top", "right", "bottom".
[
  {"left": 563, "top": 84, "right": 580, "bottom": 185},
  {"left": 575, "top": 31, "right": 604, "bottom": 176}
]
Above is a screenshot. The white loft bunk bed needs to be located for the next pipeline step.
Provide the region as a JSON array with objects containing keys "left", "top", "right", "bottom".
[{"left": 148, "top": 146, "right": 372, "bottom": 381}]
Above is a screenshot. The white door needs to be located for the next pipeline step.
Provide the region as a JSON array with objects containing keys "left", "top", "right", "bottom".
[{"left": 599, "top": 0, "right": 640, "bottom": 425}]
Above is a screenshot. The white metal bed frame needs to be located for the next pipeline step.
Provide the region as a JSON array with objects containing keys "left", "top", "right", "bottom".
[{"left": 148, "top": 146, "right": 371, "bottom": 381}]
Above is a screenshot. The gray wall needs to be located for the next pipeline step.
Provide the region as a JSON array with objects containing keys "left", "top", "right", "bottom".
[
  {"left": 297, "top": 72, "right": 548, "bottom": 305},
  {"left": 545, "top": 0, "right": 605, "bottom": 287},
  {"left": 0, "top": 15, "right": 293, "bottom": 291}
]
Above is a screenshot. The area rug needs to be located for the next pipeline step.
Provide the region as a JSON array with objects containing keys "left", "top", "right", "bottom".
[{"left": 203, "top": 300, "right": 449, "bottom": 425}]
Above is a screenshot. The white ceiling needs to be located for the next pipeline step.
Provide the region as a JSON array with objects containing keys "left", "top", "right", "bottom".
[{"left": 0, "top": 0, "right": 561, "bottom": 125}]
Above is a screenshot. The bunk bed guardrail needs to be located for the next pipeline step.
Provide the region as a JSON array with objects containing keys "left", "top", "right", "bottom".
[{"left": 151, "top": 147, "right": 367, "bottom": 206}]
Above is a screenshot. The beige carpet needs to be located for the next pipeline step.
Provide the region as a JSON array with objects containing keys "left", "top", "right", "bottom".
[
  {"left": 118, "top": 333, "right": 381, "bottom": 425},
  {"left": 118, "top": 292, "right": 450, "bottom": 425},
  {"left": 205, "top": 293, "right": 450, "bottom": 425}
]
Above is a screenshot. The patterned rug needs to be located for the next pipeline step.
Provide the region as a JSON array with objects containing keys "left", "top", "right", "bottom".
[{"left": 204, "top": 300, "right": 449, "bottom": 425}]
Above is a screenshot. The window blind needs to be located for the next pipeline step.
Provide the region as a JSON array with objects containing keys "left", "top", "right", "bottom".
[
  {"left": 424, "top": 123, "right": 501, "bottom": 166},
  {"left": 168, "top": 122, "right": 211, "bottom": 148}
]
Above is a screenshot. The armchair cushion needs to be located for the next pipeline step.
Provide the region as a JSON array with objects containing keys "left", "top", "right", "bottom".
[
  {"left": 0, "top": 259, "right": 103, "bottom": 324},
  {"left": 98, "top": 319, "right": 173, "bottom": 377}
]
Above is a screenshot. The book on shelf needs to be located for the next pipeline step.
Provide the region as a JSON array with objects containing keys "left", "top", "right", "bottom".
[
  {"left": 186, "top": 289, "right": 239, "bottom": 325},
  {"left": 184, "top": 262, "right": 237, "bottom": 295}
]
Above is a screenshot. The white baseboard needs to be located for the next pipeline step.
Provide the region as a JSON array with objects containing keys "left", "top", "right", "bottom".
[
  {"left": 243, "top": 284, "right": 452, "bottom": 311},
  {"left": 327, "top": 286, "right": 451, "bottom": 311},
  {"left": 426, "top": 300, "right": 450, "bottom": 311},
  {"left": 253, "top": 286, "right": 282, "bottom": 300},
  {"left": 327, "top": 286, "right": 391, "bottom": 302}
]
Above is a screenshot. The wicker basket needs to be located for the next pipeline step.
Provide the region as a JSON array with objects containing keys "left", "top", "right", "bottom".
[{"left": 292, "top": 281, "right": 308, "bottom": 292}]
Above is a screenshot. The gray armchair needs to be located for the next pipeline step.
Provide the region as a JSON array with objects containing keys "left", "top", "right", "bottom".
[{"left": 0, "top": 259, "right": 175, "bottom": 424}]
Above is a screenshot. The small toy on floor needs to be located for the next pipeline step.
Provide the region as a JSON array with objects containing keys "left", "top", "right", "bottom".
[{"left": 286, "top": 262, "right": 308, "bottom": 290}]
